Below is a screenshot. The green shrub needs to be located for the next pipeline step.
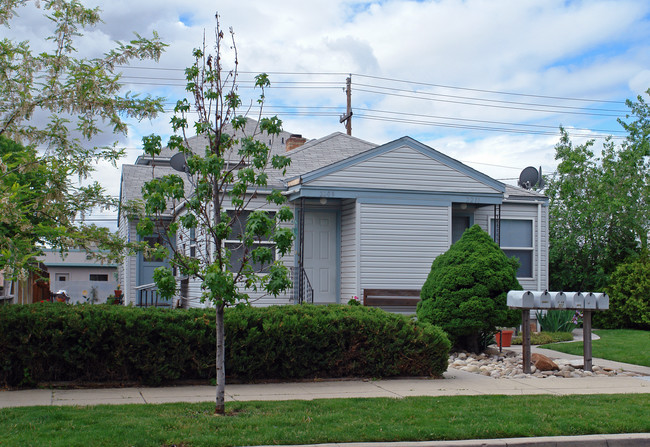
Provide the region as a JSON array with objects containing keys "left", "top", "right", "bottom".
[
  {"left": 417, "top": 225, "right": 521, "bottom": 353},
  {"left": 595, "top": 254, "right": 650, "bottom": 329},
  {"left": 511, "top": 331, "right": 574, "bottom": 345},
  {"left": 536, "top": 309, "right": 578, "bottom": 333},
  {"left": 0, "top": 303, "right": 450, "bottom": 388}
]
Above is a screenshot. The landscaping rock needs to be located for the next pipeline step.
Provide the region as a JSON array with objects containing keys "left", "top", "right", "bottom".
[
  {"left": 447, "top": 351, "right": 640, "bottom": 380},
  {"left": 532, "top": 353, "right": 559, "bottom": 371}
]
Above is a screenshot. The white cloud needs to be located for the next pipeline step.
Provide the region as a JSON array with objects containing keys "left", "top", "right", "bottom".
[{"left": 5, "top": 0, "right": 650, "bottom": 228}]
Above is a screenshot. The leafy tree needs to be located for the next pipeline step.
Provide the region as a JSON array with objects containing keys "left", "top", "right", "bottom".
[
  {"left": 416, "top": 225, "right": 521, "bottom": 353},
  {"left": 599, "top": 253, "right": 650, "bottom": 329},
  {"left": 0, "top": 0, "right": 166, "bottom": 276},
  {"left": 137, "top": 19, "right": 294, "bottom": 414},
  {"left": 546, "top": 91, "right": 650, "bottom": 292}
]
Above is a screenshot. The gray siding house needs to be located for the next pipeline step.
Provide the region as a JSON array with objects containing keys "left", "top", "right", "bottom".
[{"left": 118, "top": 126, "right": 548, "bottom": 309}]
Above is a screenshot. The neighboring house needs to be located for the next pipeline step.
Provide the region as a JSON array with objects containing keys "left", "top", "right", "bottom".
[
  {"left": 40, "top": 249, "right": 118, "bottom": 304},
  {"left": 117, "top": 119, "right": 299, "bottom": 307},
  {"left": 0, "top": 266, "right": 50, "bottom": 305},
  {"left": 118, "top": 125, "right": 549, "bottom": 310}
]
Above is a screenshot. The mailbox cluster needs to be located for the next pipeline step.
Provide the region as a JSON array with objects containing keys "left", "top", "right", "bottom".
[{"left": 507, "top": 290, "right": 609, "bottom": 311}]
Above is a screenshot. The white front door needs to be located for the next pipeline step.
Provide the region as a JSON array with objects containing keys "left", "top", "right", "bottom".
[{"left": 304, "top": 211, "right": 338, "bottom": 304}]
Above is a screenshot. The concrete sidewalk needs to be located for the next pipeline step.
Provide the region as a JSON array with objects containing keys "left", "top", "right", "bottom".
[
  {"left": 1, "top": 350, "right": 649, "bottom": 408},
  {"left": 2, "top": 350, "right": 649, "bottom": 447}
]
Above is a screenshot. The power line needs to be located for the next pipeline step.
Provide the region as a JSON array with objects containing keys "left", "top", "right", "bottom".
[
  {"left": 115, "top": 66, "right": 628, "bottom": 104},
  {"left": 352, "top": 73, "right": 628, "bottom": 105},
  {"left": 354, "top": 113, "right": 624, "bottom": 139},
  {"left": 354, "top": 87, "right": 625, "bottom": 118},
  {"left": 353, "top": 83, "right": 628, "bottom": 114},
  {"left": 107, "top": 66, "right": 635, "bottom": 139}
]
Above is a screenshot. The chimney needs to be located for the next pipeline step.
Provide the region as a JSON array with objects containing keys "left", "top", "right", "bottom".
[{"left": 286, "top": 134, "right": 307, "bottom": 151}]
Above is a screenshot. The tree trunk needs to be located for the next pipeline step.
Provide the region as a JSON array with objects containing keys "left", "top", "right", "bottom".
[{"left": 215, "top": 303, "right": 225, "bottom": 414}]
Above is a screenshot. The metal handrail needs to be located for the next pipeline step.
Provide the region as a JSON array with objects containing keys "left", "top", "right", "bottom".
[
  {"left": 291, "top": 267, "right": 313, "bottom": 304},
  {"left": 134, "top": 283, "right": 171, "bottom": 308}
]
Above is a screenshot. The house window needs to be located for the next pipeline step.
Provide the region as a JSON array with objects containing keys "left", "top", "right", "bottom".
[
  {"left": 224, "top": 210, "right": 276, "bottom": 273},
  {"left": 56, "top": 273, "right": 69, "bottom": 282},
  {"left": 89, "top": 274, "right": 109, "bottom": 281},
  {"left": 491, "top": 219, "right": 533, "bottom": 278}
]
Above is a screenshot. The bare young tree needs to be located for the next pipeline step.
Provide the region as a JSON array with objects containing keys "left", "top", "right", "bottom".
[{"left": 138, "top": 17, "right": 294, "bottom": 414}]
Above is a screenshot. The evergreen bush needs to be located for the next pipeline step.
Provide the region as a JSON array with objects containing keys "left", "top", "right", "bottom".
[
  {"left": 417, "top": 225, "right": 521, "bottom": 352},
  {"left": 0, "top": 303, "right": 450, "bottom": 388}
]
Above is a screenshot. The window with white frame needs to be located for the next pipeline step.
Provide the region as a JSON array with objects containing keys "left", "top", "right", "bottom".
[
  {"left": 224, "top": 210, "right": 276, "bottom": 273},
  {"left": 491, "top": 219, "right": 533, "bottom": 278}
]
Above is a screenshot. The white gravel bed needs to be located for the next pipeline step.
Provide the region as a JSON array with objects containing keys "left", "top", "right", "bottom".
[{"left": 448, "top": 350, "right": 642, "bottom": 379}]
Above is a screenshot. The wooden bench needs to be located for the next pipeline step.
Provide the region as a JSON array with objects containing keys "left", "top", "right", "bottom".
[{"left": 362, "top": 289, "right": 421, "bottom": 314}]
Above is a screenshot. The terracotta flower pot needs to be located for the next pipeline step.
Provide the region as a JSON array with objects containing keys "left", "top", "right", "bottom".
[{"left": 495, "top": 330, "right": 514, "bottom": 347}]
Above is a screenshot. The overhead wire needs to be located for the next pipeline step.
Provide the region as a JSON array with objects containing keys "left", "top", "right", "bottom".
[{"left": 110, "top": 65, "right": 631, "bottom": 138}]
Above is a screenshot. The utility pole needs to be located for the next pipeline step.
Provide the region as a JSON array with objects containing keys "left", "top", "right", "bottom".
[{"left": 339, "top": 75, "right": 352, "bottom": 135}]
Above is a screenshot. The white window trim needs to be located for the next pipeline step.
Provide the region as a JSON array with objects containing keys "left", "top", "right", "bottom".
[{"left": 489, "top": 217, "right": 535, "bottom": 280}]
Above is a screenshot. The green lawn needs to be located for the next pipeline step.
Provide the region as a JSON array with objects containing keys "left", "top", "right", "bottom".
[
  {"left": 1, "top": 394, "right": 650, "bottom": 447},
  {"left": 543, "top": 329, "right": 650, "bottom": 367}
]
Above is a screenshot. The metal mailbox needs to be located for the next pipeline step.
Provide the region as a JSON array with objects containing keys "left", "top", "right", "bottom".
[
  {"left": 565, "top": 292, "right": 584, "bottom": 309},
  {"left": 507, "top": 290, "right": 534, "bottom": 308},
  {"left": 533, "top": 290, "right": 552, "bottom": 308},
  {"left": 551, "top": 291, "right": 566, "bottom": 309},
  {"left": 595, "top": 292, "right": 609, "bottom": 310},
  {"left": 583, "top": 292, "right": 598, "bottom": 310}
]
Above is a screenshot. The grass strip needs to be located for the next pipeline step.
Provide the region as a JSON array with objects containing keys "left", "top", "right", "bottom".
[
  {"left": 1, "top": 394, "right": 649, "bottom": 447},
  {"left": 543, "top": 329, "right": 650, "bottom": 367},
  {"left": 512, "top": 331, "right": 574, "bottom": 345}
]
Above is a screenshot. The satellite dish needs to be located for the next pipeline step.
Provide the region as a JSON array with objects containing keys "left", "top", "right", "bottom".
[
  {"left": 518, "top": 166, "right": 540, "bottom": 189},
  {"left": 170, "top": 153, "right": 188, "bottom": 173}
]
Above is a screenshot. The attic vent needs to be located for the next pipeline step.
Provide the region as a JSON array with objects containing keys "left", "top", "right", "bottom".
[{"left": 286, "top": 134, "right": 307, "bottom": 151}]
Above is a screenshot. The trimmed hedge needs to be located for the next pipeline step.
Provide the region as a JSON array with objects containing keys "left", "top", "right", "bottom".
[{"left": 0, "top": 303, "right": 450, "bottom": 388}]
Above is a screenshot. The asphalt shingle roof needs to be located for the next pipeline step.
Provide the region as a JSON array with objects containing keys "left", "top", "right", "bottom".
[
  {"left": 280, "top": 132, "right": 377, "bottom": 182},
  {"left": 136, "top": 118, "right": 299, "bottom": 165},
  {"left": 504, "top": 184, "right": 547, "bottom": 200}
]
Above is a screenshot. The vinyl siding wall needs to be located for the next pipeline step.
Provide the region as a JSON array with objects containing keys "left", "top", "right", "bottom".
[
  {"left": 118, "top": 215, "right": 139, "bottom": 305},
  {"left": 340, "top": 199, "right": 358, "bottom": 300},
  {"left": 309, "top": 146, "right": 500, "bottom": 194},
  {"left": 359, "top": 203, "right": 449, "bottom": 291}
]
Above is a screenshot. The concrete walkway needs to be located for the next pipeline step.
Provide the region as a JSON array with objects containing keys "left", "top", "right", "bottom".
[{"left": 1, "top": 349, "right": 649, "bottom": 408}]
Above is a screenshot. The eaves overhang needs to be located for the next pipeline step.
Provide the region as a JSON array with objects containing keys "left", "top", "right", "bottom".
[{"left": 286, "top": 185, "right": 504, "bottom": 206}]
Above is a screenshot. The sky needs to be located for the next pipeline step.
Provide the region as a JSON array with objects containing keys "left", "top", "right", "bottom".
[{"left": 6, "top": 0, "right": 650, "bottom": 229}]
